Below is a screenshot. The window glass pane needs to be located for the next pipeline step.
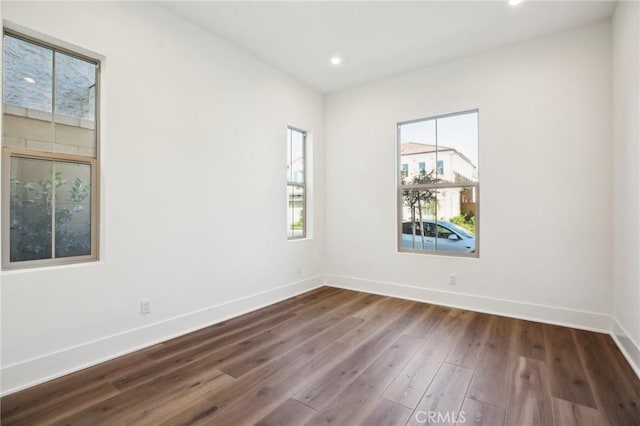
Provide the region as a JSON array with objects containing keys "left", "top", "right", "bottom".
[
  {"left": 400, "top": 188, "right": 437, "bottom": 251},
  {"left": 436, "top": 112, "right": 478, "bottom": 182},
  {"left": 55, "top": 162, "right": 92, "bottom": 258},
  {"left": 289, "top": 129, "right": 304, "bottom": 183},
  {"left": 287, "top": 185, "right": 304, "bottom": 238},
  {"left": 9, "top": 157, "right": 53, "bottom": 261},
  {"left": 399, "top": 119, "right": 437, "bottom": 184},
  {"left": 3, "top": 34, "right": 53, "bottom": 113},
  {"left": 55, "top": 52, "right": 96, "bottom": 121},
  {"left": 401, "top": 186, "right": 476, "bottom": 254},
  {"left": 434, "top": 187, "right": 476, "bottom": 254}
]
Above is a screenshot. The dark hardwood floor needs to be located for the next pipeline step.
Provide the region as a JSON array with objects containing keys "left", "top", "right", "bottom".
[{"left": 1, "top": 286, "right": 639, "bottom": 425}]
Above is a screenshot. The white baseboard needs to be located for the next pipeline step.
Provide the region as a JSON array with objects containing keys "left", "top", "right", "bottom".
[
  {"left": 611, "top": 317, "right": 640, "bottom": 380},
  {"left": 0, "top": 275, "right": 324, "bottom": 397},
  {"left": 324, "top": 274, "right": 611, "bottom": 333},
  {"left": 4, "top": 274, "right": 635, "bottom": 397}
]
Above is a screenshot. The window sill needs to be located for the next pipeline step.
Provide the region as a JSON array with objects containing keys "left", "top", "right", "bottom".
[
  {"left": 2, "top": 258, "right": 102, "bottom": 274},
  {"left": 288, "top": 237, "right": 312, "bottom": 242},
  {"left": 397, "top": 248, "right": 479, "bottom": 259}
]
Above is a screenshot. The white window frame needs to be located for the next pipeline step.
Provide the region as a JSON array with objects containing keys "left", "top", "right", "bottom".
[
  {"left": 287, "top": 126, "right": 306, "bottom": 240},
  {"left": 397, "top": 109, "right": 479, "bottom": 258},
  {"left": 2, "top": 30, "right": 101, "bottom": 269}
]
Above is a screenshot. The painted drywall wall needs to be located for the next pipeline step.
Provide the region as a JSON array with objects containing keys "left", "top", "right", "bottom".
[
  {"left": 612, "top": 1, "right": 640, "bottom": 373},
  {"left": 0, "top": 1, "right": 325, "bottom": 394},
  {"left": 325, "top": 21, "right": 612, "bottom": 329}
]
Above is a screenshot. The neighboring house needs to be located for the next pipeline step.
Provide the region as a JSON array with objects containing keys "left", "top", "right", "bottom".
[{"left": 400, "top": 142, "right": 477, "bottom": 221}]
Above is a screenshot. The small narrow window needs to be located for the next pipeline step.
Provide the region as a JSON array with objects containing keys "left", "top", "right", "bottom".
[
  {"left": 398, "top": 110, "right": 478, "bottom": 257},
  {"left": 2, "top": 31, "right": 100, "bottom": 269},
  {"left": 401, "top": 163, "right": 409, "bottom": 178},
  {"left": 287, "top": 127, "right": 306, "bottom": 239}
]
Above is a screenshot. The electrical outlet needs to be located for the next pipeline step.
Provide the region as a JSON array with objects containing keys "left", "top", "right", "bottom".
[
  {"left": 449, "top": 273, "right": 457, "bottom": 285},
  {"left": 141, "top": 299, "right": 151, "bottom": 315}
]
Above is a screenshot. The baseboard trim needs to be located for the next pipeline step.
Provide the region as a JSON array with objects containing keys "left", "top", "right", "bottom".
[
  {"left": 324, "top": 274, "right": 610, "bottom": 333},
  {"left": 611, "top": 317, "right": 640, "bottom": 380},
  {"left": 0, "top": 275, "right": 324, "bottom": 396},
  {"left": 4, "top": 274, "right": 634, "bottom": 396}
]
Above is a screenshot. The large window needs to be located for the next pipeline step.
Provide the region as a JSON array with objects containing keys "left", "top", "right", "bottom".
[
  {"left": 2, "top": 31, "right": 99, "bottom": 268},
  {"left": 398, "top": 110, "right": 478, "bottom": 256},
  {"left": 286, "top": 127, "right": 306, "bottom": 239}
]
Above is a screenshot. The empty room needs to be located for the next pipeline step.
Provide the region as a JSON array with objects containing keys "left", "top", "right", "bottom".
[{"left": 0, "top": 1, "right": 639, "bottom": 425}]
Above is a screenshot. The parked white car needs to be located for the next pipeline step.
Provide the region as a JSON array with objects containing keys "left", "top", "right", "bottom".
[{"left": 402, "top": 220, "right": 475, "bottom": 253}]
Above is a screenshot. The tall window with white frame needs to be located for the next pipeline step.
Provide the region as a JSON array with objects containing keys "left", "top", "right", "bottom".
[
  {"left": 398, "top": 110, "right": 478, "bottom": 256},
  {"left": 287, "top": 127, "right": 306, "bottom": 239},
  {"left": 2, "top": 31, "right": 99, "bottom": 269}
]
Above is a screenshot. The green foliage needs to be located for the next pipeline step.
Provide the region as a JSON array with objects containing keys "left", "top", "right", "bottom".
[
  {"left": 292, "top": 209, "right": 304, "bottom": 230},
  {"left": 69, "top": 177, "right": 90, "bottom": 202},
  {"left": 450, "top": 212, "right": 475, "bottom": 234},
  {"left": 402, "top": 169, "right": 438, "bottom": 213}
]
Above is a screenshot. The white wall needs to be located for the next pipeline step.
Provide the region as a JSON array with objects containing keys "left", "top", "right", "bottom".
[
  {"left": 612, "top": 1, "right": 640, "bottom": 374},
  {"left": 2, "top": 3, "right": 637, "bottom": 396},
  {"left": 0, "top": 1, "right": 325, "bottom": 394},
  {"left": 325, "top": 21, "right": 612, "bottom": 330}
]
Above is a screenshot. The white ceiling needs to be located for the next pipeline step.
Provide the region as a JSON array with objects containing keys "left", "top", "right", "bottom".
[{"left": 162, "top": 1, "right": 617, "bottom": 93}]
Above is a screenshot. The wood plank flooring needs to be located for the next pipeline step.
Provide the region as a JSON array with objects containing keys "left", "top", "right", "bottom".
[{"left": 1, "top": 286, "right": 639, "bottom": 425}]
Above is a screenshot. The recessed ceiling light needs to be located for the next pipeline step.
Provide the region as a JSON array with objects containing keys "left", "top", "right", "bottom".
[
  {"left": 330, "top": 56, "right": 342, "bottom": 66},
  {"left": 23, "top": 77, "right": 36, "bottom": 84},
  {"left": 508, "top": 0, "right": 523, "bottom": 5}
]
